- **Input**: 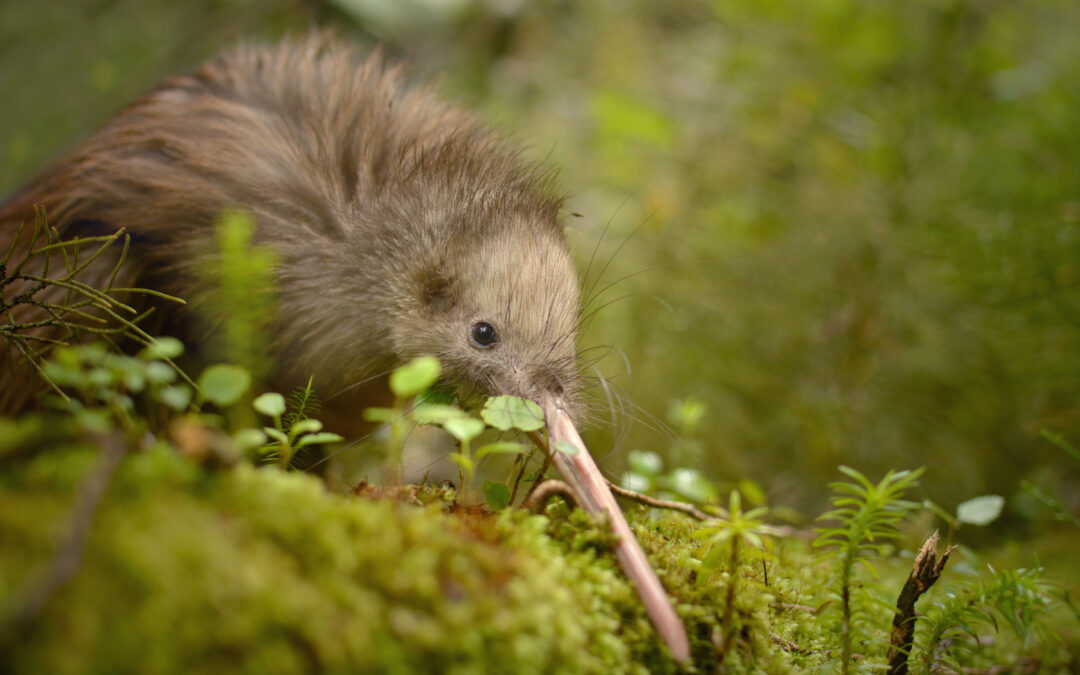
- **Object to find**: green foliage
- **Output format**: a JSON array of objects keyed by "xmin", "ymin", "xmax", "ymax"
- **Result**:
[
  {"xmin": 0, "ymin": 340, "xmax": 1074, "ymax": 671},
  {"xmin": 695, "ymin": 491, "xmax": 771, "ymax": 664},
  {"xmin": 200, "ymin": 211, "xmax": 278, "ymax": 389},
  {"xmin": 814, "ymin": 466, "xmax": 924, "ymax": 674},
  {"xmin": 1, "ymin": 210, "xmax": 184, "ymax": 397},
  {"xmin": 620, "ymin": 450, "xmax": 720, "ymax": 506},
  {"xmin": 388, "ymin": 355, "xmax": 441, "ymax": 397},
  {"xmin": 480, "ymin": 395, "xmax": 545, "ymax": 432},
  {"xmin": 253, "ymin": 392, "xmax": 343, "ymax": 469},
  {"xmin": 914, "ymin": 565, "xmax": 1060, "ymax": 672},
  {"xmin": 196, "ymin": 364, "xmax": 251, "ymax": 408},
  {"xmin": 36, "ymin": 340, "xmax": 191, "ymax": 437},
  {"xmin": 283, "ymin": 376, "xmax": 321, "ymax": 430}
]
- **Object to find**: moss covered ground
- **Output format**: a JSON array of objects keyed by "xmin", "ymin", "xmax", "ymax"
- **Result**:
[{"xmin": 1, "ymin": 438, "xmax": 1073, "ymax": 673}]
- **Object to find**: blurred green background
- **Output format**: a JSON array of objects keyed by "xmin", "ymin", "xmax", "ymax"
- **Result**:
[{"xmin": 3, "ymin": 0, "xmax": 1079, "ymax": 528}]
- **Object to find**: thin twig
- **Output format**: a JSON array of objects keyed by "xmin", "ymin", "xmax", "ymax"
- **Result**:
[{"xmin": 606, "ymin": 480, "xmax": 720, "ymax": 520}]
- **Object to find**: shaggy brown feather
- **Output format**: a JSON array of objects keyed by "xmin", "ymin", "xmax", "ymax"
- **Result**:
[{"xmin": 0, "ymin": 35, "xmax": 581, "ymax": 420}]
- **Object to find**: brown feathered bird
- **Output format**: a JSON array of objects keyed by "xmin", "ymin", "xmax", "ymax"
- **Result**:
[{"xmin": 0, "ymin": 36, "xmax": 689, "ymax": 661}]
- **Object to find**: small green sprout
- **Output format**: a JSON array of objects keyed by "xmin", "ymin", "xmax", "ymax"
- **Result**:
[{"xmin": 253, "ymin": 391, "xmax": 343, "ymax": 468}]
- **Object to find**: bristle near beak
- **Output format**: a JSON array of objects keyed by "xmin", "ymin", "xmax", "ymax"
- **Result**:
[{"xmin": 540, "ymin": 394, "xmax": 691, "ymax": 664}]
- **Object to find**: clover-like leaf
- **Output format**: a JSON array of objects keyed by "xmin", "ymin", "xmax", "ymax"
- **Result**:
[
  {"xmin": 253, "ymin": 392, "xmax": 286, "ymax": 418},
  {"xmin": 389, "ymin": 356, "xmax": 441, "ymax": 398},
  {"xmin": 233, "ymin": 428, "xmax": 269, "ymax": 452},
  {"xmin": 138, "ymin": 337, "xmax": 184, "ymax": 361},
  {"xmin": 289, "ymin": 419, "xmax": 323, "ymax": 436},
  {"xmin": 198, "ymin": 364, "xmax": 251, "ymax": 407},
  {"xmin": 295, "ymin": 432, "xmax": 344, "ymax": 448},
  {"xmin": 483, "ymin": 480, "xmax": 511, "ymax": 509},
  {"xmin": 443, "ymin": 417, "xmax": 485, "ymax": 443},
  {"xmin": 956, "ymin": 495, "xmax": 1005, "ymax": 526},
  {"xmin": 158, "ymin": 385, "xmax": 192, "ymax": 411},
  {"xmin": 412, "ymin": 404, "xmax": 468, "ymax": 426},
  {"xmin": 481, "ymin": 396, "xmax": 544, "ymax": 431}
]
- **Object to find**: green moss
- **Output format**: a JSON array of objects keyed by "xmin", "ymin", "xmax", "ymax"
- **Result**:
[
  {"xmin": 0, "ymin": 446, "xmax": 1072, "ymax": 672},
  {"xmin": 1, "ymin": 449, "xmax": 670, "ymax": 673}
]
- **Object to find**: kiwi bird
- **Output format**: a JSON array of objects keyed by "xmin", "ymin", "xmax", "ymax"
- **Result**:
[{"xmin": 0, "ymin": 36, "xmax": 690, "ymax": 661}]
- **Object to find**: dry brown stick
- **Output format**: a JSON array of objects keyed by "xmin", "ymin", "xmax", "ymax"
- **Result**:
[
  {"xmin": 1, "ymin": 434, "xmax": 127, "ymax": 633},
  {"xmin": 606, "ymin": 480, "xmax": 720, "ymax": 520},
  {"xmin": 887, "ymin": 531, "xmax": 955, "ymax": 675},
  {"xmin": 606, "ymin": 480, "xmax": 815, "ymax": 540}
]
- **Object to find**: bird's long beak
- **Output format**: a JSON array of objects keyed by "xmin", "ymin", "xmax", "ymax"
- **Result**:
[{"xmin": 540, "ymin": 394, "xmax": 691, "ymax": 663}]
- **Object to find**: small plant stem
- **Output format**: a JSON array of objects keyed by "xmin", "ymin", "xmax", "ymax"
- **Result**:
[
  {"xmin": 523, "ymin": 430, "xmax": 553, "ymax": 502},
  {"xmin": 384, "ymin": 398, "xmax": 407, "ymax": 485},
  {"xmin": 840, "ymin": 549, "xmax": 853, "ymax": 675},
  {"xmin": 717, "ymin": 535, "xmax": 741, "ymax": 666},
  {"xmin": 507, "ymin": 449, "xmax": 535, "ymax": 505},
  {"xmin": 459, "ymin": 439, "xmax": 472, "ymax": 506}
]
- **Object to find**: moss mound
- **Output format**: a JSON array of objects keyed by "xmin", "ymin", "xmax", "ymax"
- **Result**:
[{"xmin": 0, "ymin": 446, "xmax": 727, "ymax": 673}]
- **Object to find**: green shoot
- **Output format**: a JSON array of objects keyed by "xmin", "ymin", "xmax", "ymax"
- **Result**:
[
  {"xmin": 253, "ymin": 391, "xmax": 343, "ymax": 468},
  {"xmin": 364, "ymin": 356, "xmax": 442, "ymax": 484},
  {"xmin": 696, "ymin": 489, "xmax": 770, "ymax": 664},
  {"xmin": 814, "ymin": 466, "xmax": 924, "ymax": 674}
]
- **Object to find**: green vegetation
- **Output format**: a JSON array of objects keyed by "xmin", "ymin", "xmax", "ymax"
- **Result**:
[
  {"xmin": 1, "ymin": 344, "xmax": 1075, "ymax": 671},
  {"xmin": 3, "ymin": 0, "xmax": 1079, "ymax": 670}
]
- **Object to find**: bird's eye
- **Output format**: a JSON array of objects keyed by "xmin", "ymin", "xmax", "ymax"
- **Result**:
[{"xmin": 470, "ymin": 321, "xmax": 498, "ymax": 348}]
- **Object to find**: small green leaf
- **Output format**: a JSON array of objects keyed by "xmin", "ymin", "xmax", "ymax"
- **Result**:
[
  {"xmin": 289, "ymin": 418, "xmax": 323, "ymax": 436},
  {"xmin": 412, "ymin": 404, "xmax": 468, "ymax": 426},
  {"xmin": 120, "ymin": 369, "xmax": 146, "ymax": 392},
  {"xmin": 144, "ymin": 361, "xmax": 177, "ymax": 385},
  {"xmin": 158, "ymin": 385, "xmax": 192, "ymax": 411},
  {"xmin": 475, "ymin": 442, "xmax": 527, "ymax": 462},
  {"xmin": 628, "ymin": 450, "xmax": 663, "ymax": 477},
  {"xmin": 138, "ymin": 337, "xmax": 184, "ymax": 361},
  {"xmin": 389, "ymin": 356, "xmax": 441, "ymax": 397},
  {"xmin": 481, "ymin": 396, "xmax": 545, "ymax": 431},
  {"xmin": 198, "ymin": 364, "xmax": 251, "ymax": 407},
  {"xmin": 295, "ymin": 432, "xmax": 344, "ymax": 448},
  {"xmin": 263, "ymin": 427, "xmax": 288, "ymax": 445},
  {"xmin": 552, "ymin": 440, "xmax": 579, "ymax": 456},
  {"xmin": 443, "ymin": 417, "xmax": 485, "ymax": 443},
  {"xmin": 253, "ymin": 392, "xmax": 286, "ymax": 418},
  {"xmin": 233, "ymin": 428, "xmax": 268, "ymax": 452},
  {"xmin": 483, "ymin": 480, "xmax": 511, "ymax": 509},
  {"xmin": 956, "ymin": 495, "xmax": 1005, "ymax": 526}
]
